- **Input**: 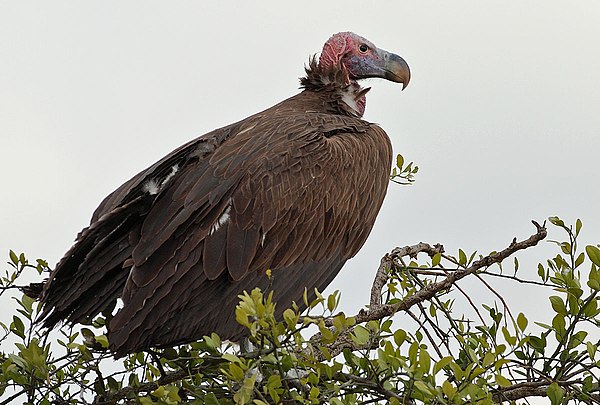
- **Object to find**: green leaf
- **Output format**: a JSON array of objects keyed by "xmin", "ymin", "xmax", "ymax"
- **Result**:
[
  {"xmin": 228, "ymin": 363, "xmax": 245, "ymax": 381},
  {"xmin": 327, "ymin": 291, "xmax": 338, "ymax": 312},
  {"xmin": 575, "ymin": 218, "xmax": 582, "ymax": 236},
  {"xmin": 528, "ymin": 336, "xmax": 546, "ymax": 353},
  {"xmin": 586, "ymin": 245, "xmax": 600, "ymax": 267},
  {"xmin": 549, "ymin": 296, "xmax": 567, "ymax": 315},
  {"xmin": 267, "ymin": 374, "xmax": 282, "ymax": 389},
  {"xmin": 482, "ymin": 352, "xmax": 495, "ymax": 367},
  {"xmin": 95, "ymin": 335, "xmax": 109, "ymax": 348},
  {"xmin": 458, "ymin": 249, "xmax": 467, "ymax": 266},
  {"xmin": 351, "ymin": 325, "xmax": 370, "ymax": 346},
  {"xmin": 408, "ymin": 341, "xmax": 419, "ymax": 364},
  {"xmin": 318, "ymin": 324, "xmax": 334, "ymax": 344},
  {"xmin": 396, "ymin": 154, "xmax": 404, "ymax": 169},
  {"xmin": 586, "ymin": 342, "xmax": 597, "ymax": 360},
  {"xmin": 432, "ymin": 253, "xmax": 441, "ymax": 267},
  {"xmin": 517, "ymin": 313, "xmax": 528, "ymax": 331},
  {"xmin": 568, "ymin": 330, "xmax": 588, "ymax": 349},
  {"xmin": 589, "ymin": 264, "xmax": 600, "ymax": 290},
  {"xmin": 575, "ymin": 252, "xmax": 585, "ymax": 268},
  {"xmin": 235, "ymin": 306, "xmax": 250, "ymax": 328},
  {"xmin": 11, "ymin": 316, "xmax": 25, "ymax": 339},
  {"xmin": 442, "ymin": 380, "xmax": 457, "ymax": 399},
  {"xmin": 502, "ymin": 326, "xmax": 516, "ymax": 346},
  {"xmin": 413, "ymin": 380, "xmax": 431, "ymax": 395},
  {"xmin": 538, "ymin": 263, "xmax": 547, "ymax": 281},
  {"xmin": 222, "ymin": 353, "xmax": 241, "ymax": 363},
  {"xmin": 549, "ymin": 216, "xmax": 565, "ymax": 227},
  {"xmin": 9, "ymin": 250, "xmax": 19, "ymax": 266},
  {"xmin": 283, "ymin": 308, "xmax": 297, "ymax": 329},
  {"xmin": 393, "ymin": 329, "xmax": 407, "ymax": 347},
  {"xmin": 495, "ymin": 374, "xmax": 511, "ymax": 387},
  {"xmin": 552, "ymin": 314, "xmax": 566, "ymax": 340},
  {"xmin": 449, "ymin": 362, "xmax": 464, "ymax": 380},
  {"xmin": 419, "ymin": 349, "xmax": 431, "ymax": 373},
  {"xmin": 547, "ymin": 382, "xmax": 564, "ymax": 405},
  {"xmin": 433, "ymin": 356, "xmax": 453, "ymax": 375},
  {"xmin": 494, "ymin": 358, "xmax": 510, "ymax": 371},
  {"xmin": 429, "ymin": 303, "xmax": 437, "ymax": 317}
]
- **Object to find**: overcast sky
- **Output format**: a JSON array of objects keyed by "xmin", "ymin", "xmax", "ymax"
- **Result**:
[{"xmin": 1, "ymin": 1, "xmax": 599, "ymax": 393}]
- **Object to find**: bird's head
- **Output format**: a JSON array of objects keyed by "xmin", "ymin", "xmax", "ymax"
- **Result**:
[{"xmin": 319, "ymin": 32, "xmax": 411, "ymax": 89}]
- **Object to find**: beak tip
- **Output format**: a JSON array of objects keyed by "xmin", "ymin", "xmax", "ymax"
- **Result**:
[{"xmin": 386, "ymin": 53, "xmax": 410, "ymax": 90}]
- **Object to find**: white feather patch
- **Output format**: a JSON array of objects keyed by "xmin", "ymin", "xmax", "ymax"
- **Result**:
[
  {"xmin": 142, "ymin": 164, "xmax": 180, "ymax": 195},
  {"xmin": 260, "ymin": 232, "xmax": 267, "ymax": 246},
  {"xmin": 236, "ymin": 124, "xmax": 256, "ymax": 137},
  {"xmin": 142, "ymin": 179, "xmax": 159, "ymax": 195},
  {"xmin": 163, "ymin": 164, "xmax": 180, "ymax": 184},
  {"xmin": 210, "ymin": 204, "xmax": 232, "ymax": 235},
  {"xmin": 340, "ymin": 89, "xmax": 360, "ymax": 116}
]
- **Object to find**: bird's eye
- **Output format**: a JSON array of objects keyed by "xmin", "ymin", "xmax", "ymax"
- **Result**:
[{"xmin": 359, "ymin": 44, "xmax": 369, "ymax": 53}]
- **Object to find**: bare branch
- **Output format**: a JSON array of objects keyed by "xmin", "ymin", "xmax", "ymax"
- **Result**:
[
  {"xmin": 370, "ymin": 243, "xmax": 444, "ymax": 306},
  {"xmin": 357, "ymin": 221, "xmax": 546, "ymax": 325}
]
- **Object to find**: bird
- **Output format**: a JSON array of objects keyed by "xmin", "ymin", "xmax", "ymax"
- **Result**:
[{"xmin": 38, "ymin": 32, "xmax": 410, "ymax": 357}]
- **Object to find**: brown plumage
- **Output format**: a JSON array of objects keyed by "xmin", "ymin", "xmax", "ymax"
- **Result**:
[{"xmin": 39, "ymin": 32, "xmax": 410, "ymax": 356}]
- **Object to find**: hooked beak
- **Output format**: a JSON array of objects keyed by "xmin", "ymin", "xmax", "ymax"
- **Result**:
[{"xmin": 379, "ymin": 50, "xmax": 411, "ymax": 90}]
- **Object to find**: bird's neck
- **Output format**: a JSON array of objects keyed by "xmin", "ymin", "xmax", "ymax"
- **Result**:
[
  {"xmin": 339, "ymin": 81, "xmax": 368, "ymax": 117},
  {"xmin": 299, "ymin": 57, "xmax": 370, "ymax": 118}
]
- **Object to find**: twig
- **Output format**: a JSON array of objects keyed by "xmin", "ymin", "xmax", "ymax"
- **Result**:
[
  {"xmin": 333, "ymin": 371, "xmax": 414, "ymax": 404},
  {"xmin": 406, "ymin": 309, "xmax": 443, "ymax": 359},
  {"xmin": 370, "ymin": 243, "xmax": 444, "ymax": 306},
  {"xmin": 474, "ymin": 273, "xmax": 516, "ymax": 325},
  {"xmin": 357, "ymin": 221, "xmax": 546, "ymax": 325},
  {"xmin": 453, "ymin": 281, "xmax": 487, "ymax": 327},
  {"xmin": 478, "ymin": 271, "xmax": 549, "ymax": 287}
]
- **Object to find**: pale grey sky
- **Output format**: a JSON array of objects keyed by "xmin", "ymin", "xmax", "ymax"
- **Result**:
[{"xmin": 1, "ymin": 2, "xmax": 599, "ymax": 395}]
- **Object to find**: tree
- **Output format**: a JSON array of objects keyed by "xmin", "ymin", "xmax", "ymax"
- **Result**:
[{"xmin": 1, "ymin": 157, "xmax": 599, "ymax": 404}]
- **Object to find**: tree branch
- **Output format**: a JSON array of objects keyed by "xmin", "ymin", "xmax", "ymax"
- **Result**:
[
  {"xmin": 357, "ymin": 221, "xmax": 546, "ymax": 324},
  {"xmin": 310, "ymin": 221, "xmax": 547, "ymax": 360},
  {"xmin": 492, "ymin": 380, "xmax": 600, "ymax": 403},
  {"xmin": 370, "ymin": 243, "xmax": 444, "ymax": 306}
]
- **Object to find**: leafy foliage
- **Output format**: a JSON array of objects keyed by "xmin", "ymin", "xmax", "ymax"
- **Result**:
[
  {"xmin": 390, "ymin": 154, "xmax": 419, "ymax": 186},
  {"xmin": 1, "ymin": 217, "xmax": 600, "ymax": 404}
]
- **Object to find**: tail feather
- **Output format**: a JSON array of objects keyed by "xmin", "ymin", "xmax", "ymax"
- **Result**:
[{"xmin": 39, "ymin": 195, "xmax": 151, "ymax": 328}]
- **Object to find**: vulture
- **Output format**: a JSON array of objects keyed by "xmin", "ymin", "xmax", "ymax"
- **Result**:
[{"xmin": 39, "ymin": 32, "xmax": 410, "ymax": 357}]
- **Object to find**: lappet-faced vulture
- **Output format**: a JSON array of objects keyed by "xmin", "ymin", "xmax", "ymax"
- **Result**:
[{"xmin": 39, "ymin": 32, "xmax": 410, "ymax": 356}]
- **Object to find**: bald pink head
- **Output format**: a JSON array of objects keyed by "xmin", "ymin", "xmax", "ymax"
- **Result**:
[
  {"xmin": 318, "ymin": 32, "xmax": 410, "ymax": 89},
  {"xmin": 319, "ymin": 32, "xmax": 372, "ymax": 70}
]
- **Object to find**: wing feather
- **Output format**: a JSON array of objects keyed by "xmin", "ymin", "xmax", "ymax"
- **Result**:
[{"xmin": 42, "ymin": 90, "xmax": 393, "ymax": 356}]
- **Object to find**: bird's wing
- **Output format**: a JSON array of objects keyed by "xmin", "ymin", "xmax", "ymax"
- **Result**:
[
  {"xmin": 107, "ymin": 113, "xmax": 392, "ymax": 354},
  {"xmin": 39, "ymin": 123, "xmax": 237, "ymax": 326}
]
